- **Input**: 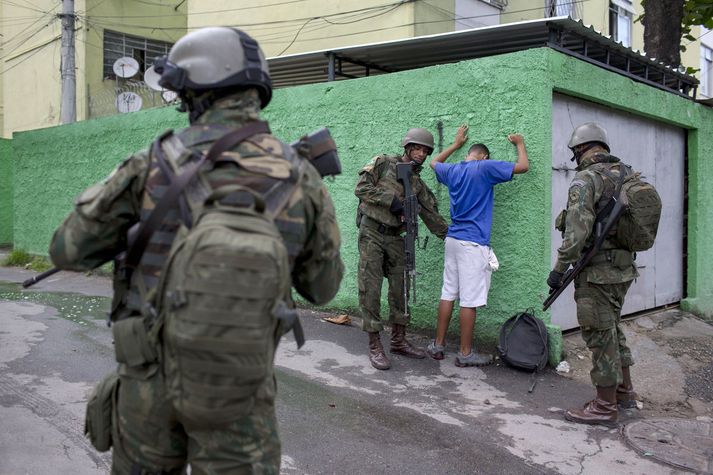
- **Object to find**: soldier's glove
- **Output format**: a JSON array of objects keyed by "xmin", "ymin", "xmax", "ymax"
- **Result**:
[
  {"xmin": 389, "ymin": 196, "xmax": 404, "ymax": 216},
  {"xmin": 547, "ymin": 270, "xmax": 564, "ymax": 290}
]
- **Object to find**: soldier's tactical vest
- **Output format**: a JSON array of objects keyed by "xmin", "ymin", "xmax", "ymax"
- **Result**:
[
  {"xmin": 358, "ymin": 155, "xmax": 423, "ymax": 228},
  {"xmin": 110, "ymin": 125, "xmax": 305, "ymax": 426}
]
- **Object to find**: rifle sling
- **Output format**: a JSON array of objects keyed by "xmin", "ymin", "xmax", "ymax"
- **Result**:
[{"xmin": 124, "ymin": 120, "xmax": 271, "ymax": 273}]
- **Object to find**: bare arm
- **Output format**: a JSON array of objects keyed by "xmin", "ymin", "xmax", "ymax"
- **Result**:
[
  {"xmin": 429, "ymin": 124, "xmax": 469, "ymax": 170},
  {"xmin": 508, "ymin": 134, "xmax": 529, "ymax": 174}
]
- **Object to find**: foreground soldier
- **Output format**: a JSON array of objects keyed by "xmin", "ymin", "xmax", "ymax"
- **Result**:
[
  {"xmin": 355, "ymin": 128, "xmax": 448, "ymax": 370},
  {"xmin": 50, "ymin": 27, "xmax": 343, "ymax": 473},
  {"xmin": 548, "ymin": 122, "xmax": 639, "ymax": 428}
]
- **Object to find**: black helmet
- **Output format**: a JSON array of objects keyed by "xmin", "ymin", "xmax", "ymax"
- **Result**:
[{"xmin": 154, "ymin": 27, "xmax": 272, "ymax": 108}]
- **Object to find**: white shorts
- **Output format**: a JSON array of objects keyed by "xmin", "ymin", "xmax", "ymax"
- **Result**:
[{"xmin": 440, "ymin": 237, "xmax": 495, "ymax": 308}]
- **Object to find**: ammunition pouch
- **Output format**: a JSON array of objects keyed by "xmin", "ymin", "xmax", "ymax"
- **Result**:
[
  {"xmin": 555, "ymin": 209, "xmax": 567, "ymax": 236},
  {"xmin": 112, "ymin": 316, "xmax": 159, "ymax": 367},
  {"xmin": 85, "ymin": 371, "xmax": 119, "ymax": 452},
  {"xmin": 589, "ymin": 249, "xmax": 634, "ymax": 270}
]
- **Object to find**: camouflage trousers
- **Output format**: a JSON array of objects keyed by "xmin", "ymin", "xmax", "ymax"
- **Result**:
[
  {"xmin": 574, "ymin": 272, "xmax": 634, "ymax": 388},
  {"xmin": 111, "ymin": 363, "xmax": 281, "ymax": 475},
  {"xmin": 357, "ymin": 222, "xmax": 408, "ymax": 333}
]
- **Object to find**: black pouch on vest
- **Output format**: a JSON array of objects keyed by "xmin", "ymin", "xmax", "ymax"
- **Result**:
[
  {"xmin": 85, "ymin": 371, "xmax": 119, "ymax": 452},
  {"xmin": 112, "ymin": 316, "xmax": 158, "ymax": 366}
]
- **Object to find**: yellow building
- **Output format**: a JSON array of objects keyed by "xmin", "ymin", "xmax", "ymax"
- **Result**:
[
  {"xmin": 1, "ymin": 0, "xmax": 707, "ymax": 137},
  {"xmin": 0, "ymin": 0, "xmax": 186, "ymax": 138}
]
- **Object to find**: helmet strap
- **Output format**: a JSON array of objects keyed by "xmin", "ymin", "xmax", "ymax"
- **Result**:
[{"xmin": 570, "ymin": 142, "xmax": 601, "ymax": 163}]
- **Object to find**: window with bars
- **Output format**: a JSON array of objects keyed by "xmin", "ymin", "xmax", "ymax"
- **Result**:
[{"xmin": 103, "ymin": 29, "xmax": 173, "ymax": 79}]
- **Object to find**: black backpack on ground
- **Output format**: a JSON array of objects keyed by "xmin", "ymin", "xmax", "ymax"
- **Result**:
[{"xmin": 497, "ymin": 310, "xmax": 549, "ymax": 372}]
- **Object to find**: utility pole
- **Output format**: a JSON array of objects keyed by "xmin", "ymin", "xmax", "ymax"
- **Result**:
[{"xmin": 59, "ymin": 0, "xmax": 76, "ymax": 123}]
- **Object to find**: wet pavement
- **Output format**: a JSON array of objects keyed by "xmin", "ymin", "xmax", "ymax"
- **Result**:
[{"xmin": 1, "ymin": 264, "xmax": 712, "ymax": 474}]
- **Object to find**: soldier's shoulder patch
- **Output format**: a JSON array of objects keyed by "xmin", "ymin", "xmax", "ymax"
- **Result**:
[
  {"xmin": 569, "ymin": 178, "xmax": 587, "ymax": 189},
  {"xmin": 359, "ymin": 155, "xmax": 382, "ymax": 174}
]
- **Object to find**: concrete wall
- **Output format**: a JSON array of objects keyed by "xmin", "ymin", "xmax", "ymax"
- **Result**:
[
  {"xmin": 0, "ymin": 138, "xmax": 11, "ymax": 244},
  {"xmin": 10, "ymin": 47, "xmax": 713, "ymax": 361}
]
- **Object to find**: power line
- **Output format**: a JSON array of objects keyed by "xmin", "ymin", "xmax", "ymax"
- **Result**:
[
  {"xmin": 255, "ymin": 2, "xmax": 408, "ymax": 43},
  {"xmin": 0, "ymin": 38, "xmax": 55, "ymax": 76},
  {"xmin": 78, "ymin": 0, "xmax": 411, "ymax": 30},
  {"xmin": 265, "ymin": 3, "xmax": 408, "ymax": 52},
  {"xmin": 259, "ymin": 0, "xmax": 588, "ymax": 46},
  {"xmin": 1, "ymin": 0, "xmax": 48, "ymax": 14},
  {"xmin": 81, "ymin": 0, "xmax": 308, "ymax": 19},
  {"xmin": 0, "ymin": 16, "xmax": 58, "ymax": 61}
]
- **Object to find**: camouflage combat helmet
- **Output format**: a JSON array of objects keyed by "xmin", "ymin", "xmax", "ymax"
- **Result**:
[
  {"xmin": 154, "ymin": 27, "xmax": 272, "ymax": 108},
  {"xmin": 402, "ymin": 128, "xmax": 435, "ymax": 152},
  {"xmin": 568, "ymin": 122, "xmax": 610, "ymax": 150}
]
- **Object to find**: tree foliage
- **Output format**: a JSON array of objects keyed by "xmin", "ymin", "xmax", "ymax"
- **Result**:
[{"xmin": 681, "ymin": 0, "xmax": 713, "ymax": 47}]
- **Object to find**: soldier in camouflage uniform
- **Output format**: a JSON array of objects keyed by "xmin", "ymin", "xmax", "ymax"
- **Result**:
[
  {"xmin": 50, "ymin": 27, "xmax": 343, "ymax": 474},
  {"xmin": 355, "ymin": 128, "xmax": 448, "ymax": 370},
  {"xmin": 548, "ymin": 122, "xmax": 639, "ymax": 428}
]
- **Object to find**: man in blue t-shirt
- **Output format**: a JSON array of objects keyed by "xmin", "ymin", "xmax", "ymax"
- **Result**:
[{"xmin": 427, "ymin": 125, "xmax": 530, "ymax": 367}]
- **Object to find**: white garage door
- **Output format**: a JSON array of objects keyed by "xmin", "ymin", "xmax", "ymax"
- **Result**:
[{"xmin": 551, "ymin": 94, "xmax": 685, "ymax": 331}]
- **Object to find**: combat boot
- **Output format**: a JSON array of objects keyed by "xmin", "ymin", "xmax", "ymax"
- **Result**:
[
  {"xmin": 616, "ymin": 366, "xmax": 639, "ymax": 409},
  {"xmin": 390, "ymin": 324, "xmax": 426, "ymax": 359},
  {"xmin": 368, "ymin": 332, "xmax": 391, "ymax": 370},
  {"xmin": 564, "ymin": 385, "xmax": 618, "ymax": 428}
]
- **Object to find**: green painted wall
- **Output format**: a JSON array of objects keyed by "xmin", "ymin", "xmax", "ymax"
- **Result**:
[
  {"xmin": 0, "ymin": 138, "xmax": 11, "ymax": 244},
  {"xmin": 12, "ymin": 108, "xmax": 187, "ymax": 256},
  {"xmin": 10, "ymin": 47, "xmax": 713, "ymax": 362}
]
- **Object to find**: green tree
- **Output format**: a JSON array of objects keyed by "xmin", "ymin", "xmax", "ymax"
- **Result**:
[{"xmin": 641, "ymin": 0, "xmax": 713, "ymax": 67}]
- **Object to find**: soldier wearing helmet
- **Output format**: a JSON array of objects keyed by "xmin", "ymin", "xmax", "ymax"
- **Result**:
[
  {"xmin": 49, "ymin": 27, "xmax": 343, "ymax": 473},
  {"xmin": 354, "ymin": 127, "xmax": 448, "ymax": 370},
  {"xmin": 549, "ymin": 122, "xmax": 640, "ymax": 428}
]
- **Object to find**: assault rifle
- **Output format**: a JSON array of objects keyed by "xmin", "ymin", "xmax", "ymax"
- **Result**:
[
  {"xmin": 23, "ymin": 127, "xmax": 341, "ymax": 289},
  {"xmin": 396, "ymin": 162, "xmax": 419, "ymax": 317},
  {"xmin": 542, "ymin": 184, "xmax": 627, "ymax": 311}
]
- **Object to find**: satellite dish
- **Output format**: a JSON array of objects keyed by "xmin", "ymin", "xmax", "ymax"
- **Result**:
[
  {"xmin": 144, "ymin": 65, "xmax": 163, "ymax": 91},
  {"xmin": 161, "ymin": 90, "xmax": 178, "ymax": 103},
  {"xmin": 116, "ymin": 92, "xmax": 142, "ymax": 113},
  {"xmin": 113, "ymin": 57, "xmax": 140, "ymax": 78}
]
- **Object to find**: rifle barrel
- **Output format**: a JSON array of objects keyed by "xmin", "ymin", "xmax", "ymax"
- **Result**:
[{"xmin": 22, "ymin": 267, "xmax": 61, "ymax": 288}]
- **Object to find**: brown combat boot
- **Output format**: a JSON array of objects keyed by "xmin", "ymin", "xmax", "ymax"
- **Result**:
[
  {"xmin": 564, "ymin": 386, "xmax": 618, "ymax": 428},
  {"xmin": 616, "ymin": 366, "xmax": 639, "ymax": 409},
  {"xmin": 390, "ymin": 324, "xmax": 426, "ymax": 359},
  {"xmin": 368, "ymin": 332, "xmax": 391, "ymax": 370}
]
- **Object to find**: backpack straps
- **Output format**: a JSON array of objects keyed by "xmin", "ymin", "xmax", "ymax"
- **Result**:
[
  {"xmin": 124, "ymin": 120, "xmax": 271, "ymax": 274},
  {"xmin": 593, "ymin": 164, "xmax": 630, "ymax": 237}
]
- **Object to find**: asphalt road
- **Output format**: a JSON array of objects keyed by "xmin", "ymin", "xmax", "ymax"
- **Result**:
[{"xmin": 0, "ymin": 267, "xmax": 682, "ymax": 475}]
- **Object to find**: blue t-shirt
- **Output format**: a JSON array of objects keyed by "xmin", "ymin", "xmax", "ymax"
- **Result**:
[{"xmin": 434, "ymin": 160, "xmax": 515, "ymax": 245}]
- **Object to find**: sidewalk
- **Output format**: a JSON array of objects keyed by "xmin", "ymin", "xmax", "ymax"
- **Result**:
[{"xmin": 1, "ymin": 263, "xmax": 712, "ymax": 474}]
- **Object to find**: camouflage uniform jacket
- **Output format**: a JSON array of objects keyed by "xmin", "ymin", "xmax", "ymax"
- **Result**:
[
  {"xmin": 355, "ymin": 154, "xmax": 448, "ymax": 238},
  {"xmin": 49, "ymin": 92, "xmax": 344, "ymax": 313},
  {"xmin": 554, "ymin": 146, "xmax": 638, "ymax": 284}
]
